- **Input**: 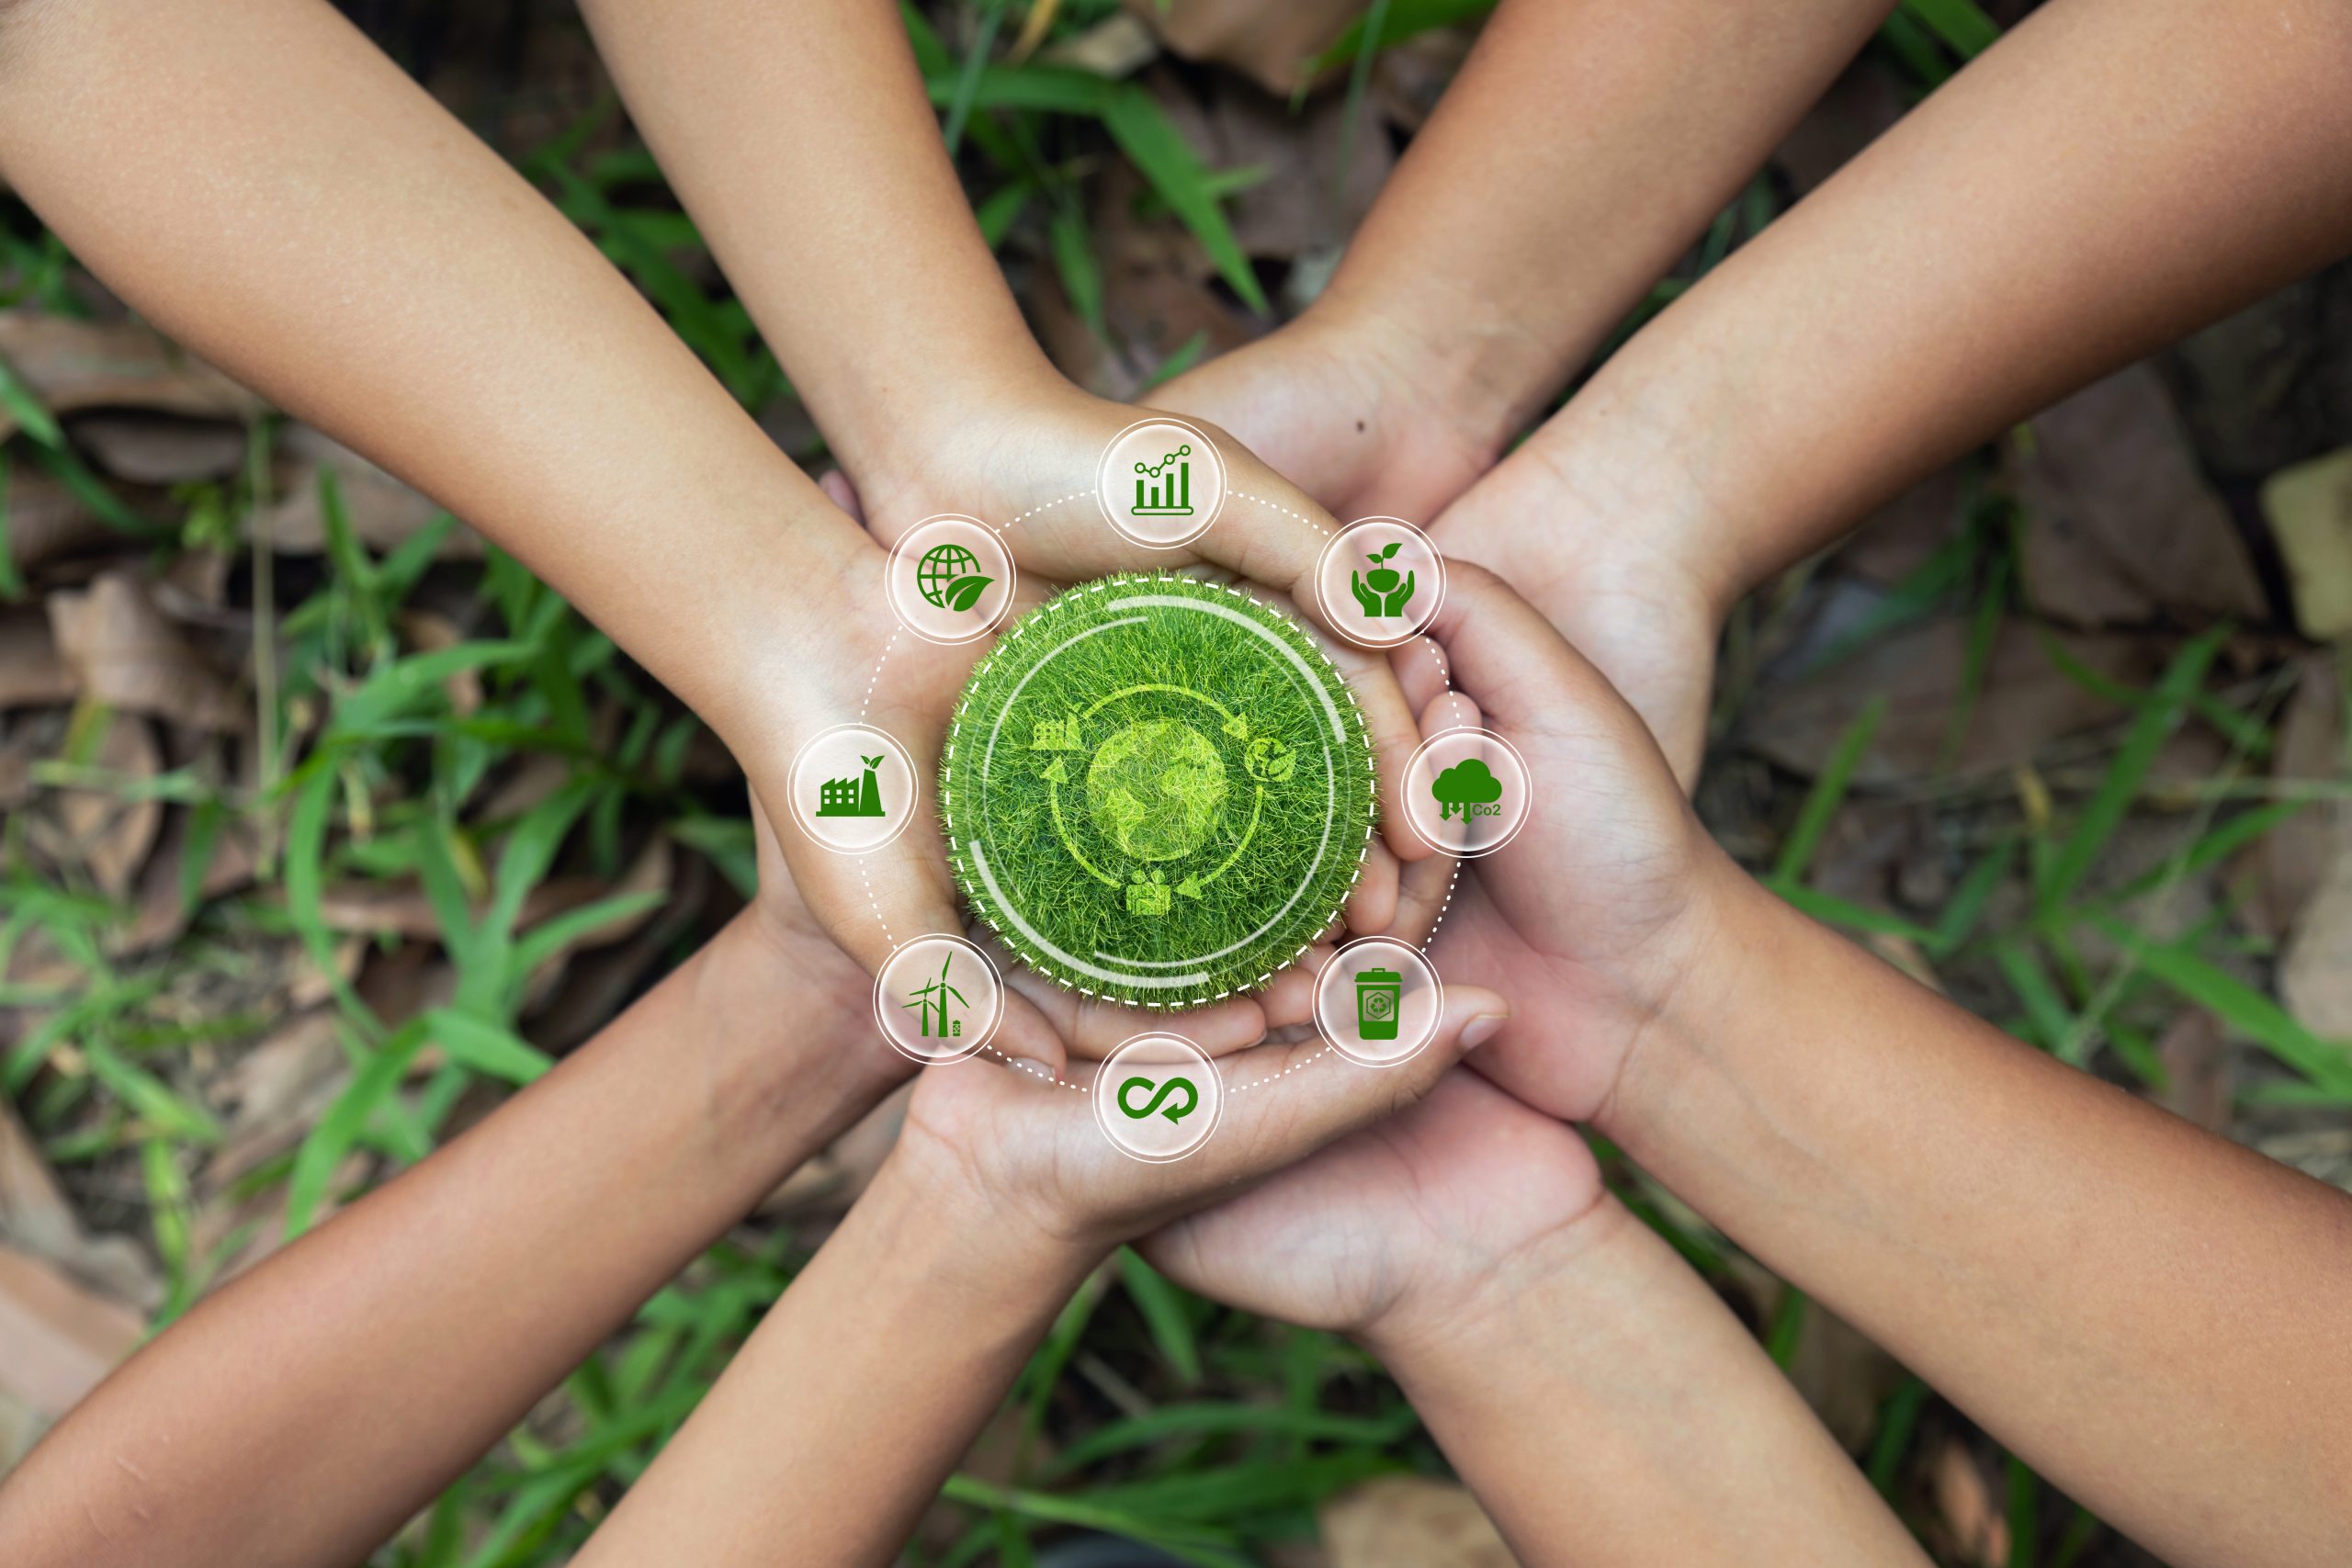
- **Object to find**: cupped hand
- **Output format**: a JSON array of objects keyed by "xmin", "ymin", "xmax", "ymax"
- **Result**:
[
  {"xmin": 884, "ymin": 984, "xmax": 1509, "ymax": 1258},
  {"xmin": 1392, "ymin": 562, "xmax": 1731, "ymax": 1125},
  {"xmin": 1140, "ymin": 1070, "xmax": 1601, "ymax": 1342}
]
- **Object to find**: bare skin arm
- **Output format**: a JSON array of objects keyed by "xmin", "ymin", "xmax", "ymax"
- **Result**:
[
  {"xmin": 1402, "ymin": 567, "xmax": 2352, "ymax": 1567},
  {"xmin": 1165, "ymin": 0, "xmax": 1900, "ymax": 522},
  {"xmin": 1429, "ymin": 0, "xmax": 2352, "ymax": 776},
  {"xmin": 0, "ymin": 896, "xmax": 898, "ymax": 1568}
]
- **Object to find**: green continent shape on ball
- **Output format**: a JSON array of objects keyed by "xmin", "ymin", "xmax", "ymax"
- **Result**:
[{"xmin": 942, "ymin": 574, "xmax": 1375, "ymax": 1010}]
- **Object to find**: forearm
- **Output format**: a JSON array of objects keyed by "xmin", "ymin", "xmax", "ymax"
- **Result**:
[
  {"xmin": 1374, "ymin": 1194, "xmax": 1925, "ymax": 1565},
  {"xmin": 0, "ymin": 914, "xmax": 906, "ymax": 1568},
  {"xmin": 0, "ymin": 0, "xmax": 854, "ymax": 756},
  {"xmin": 1556, "ymin": 0, "xmax": 2352, "ymax": 610},
  {"xmin": 579, "ymin": 0, "xmax": 1057, "ymax": 479},
  {"xmin": 1306, "ymin": 0, "xmax": 1895, "ymax": 452},
  {"xmin": 576, "ymin": 1155, "xmax": 1091, "ymax": 1566},
  {"xmin": 1606, "ymin": 859, "xmax": 2352, "ymax": 1566}
]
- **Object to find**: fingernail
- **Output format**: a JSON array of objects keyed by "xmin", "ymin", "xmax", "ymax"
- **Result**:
[
  {"xmin": 1008, "ymin": 1054, "xmax": 1061, "ymax": 1085},
  {"xmin": 1461, "ymin": 1011, "xmax": 1506, "ymax": 1050}
]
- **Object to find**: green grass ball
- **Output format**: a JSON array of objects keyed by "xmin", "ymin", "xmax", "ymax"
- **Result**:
[{"xmin": 942, "ymin": 573, "xmax": 1376, "ymax": 1010}]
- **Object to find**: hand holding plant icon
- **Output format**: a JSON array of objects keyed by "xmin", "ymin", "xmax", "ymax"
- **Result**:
[{"xmin": 1351, "ymin": 541, "xmax": 1417, "ymax": 618}]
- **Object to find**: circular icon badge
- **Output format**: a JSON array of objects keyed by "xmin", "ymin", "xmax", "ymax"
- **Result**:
[
  {"xmin": 873, "ymin": 935, "xmax": 1002, "ymax": 1064},
  {"xmin": 1093, "ymin": 1033, "xmax": 1222, "ymax": 1163},
  {"xmin": 1313, "ymin": 937, "xmax": 1444, "ymax": 1067},
  {"xmin": 1096, "ymin": 418, "xmax": 1227, "ymax": 549},
  {"xmin": 1314, "ymin": 517, "xmax": 1446, "ymax": 649},
  {"xmin": 886, "ymin": 514, "xmax": 1017, "ymax": 645},
  {"xmin": 1400, "ymin": 727, "xmax": 1532, "ymax": 858},
  {"xmin": 787, "ymin": 722, "xmax": 919, "ymax": 852}
]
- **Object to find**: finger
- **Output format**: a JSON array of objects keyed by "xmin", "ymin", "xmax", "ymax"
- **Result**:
[
  {"xmin": 1391, "ymin": 852, "xmax": 1464, "ymax": 950},
  {"xmin": 1344, "ymin": 840, "xmax": 1399, "ymax": 935},
  {"xmin": 1391, "ymin": 634, "xmax": 1450, "ymax": 715},
  {"xmin": 1317, "ymin": 630, "xmax": 1437, "ymax": 865},
  {"xmin": 1199, "ymin": 984, "xmax": 1510, "ymax": 1185},
  {"xmin": 1426, "ymin": 561, "xmax": 1623, "ymax": 738},
  {"xmin": 1255, "ymin": 942, "xmax": 1326, "ymax": 1031},
  {"xmin": 996, "ymin": 949, "xmax": 1269, "ymax": 1059}
]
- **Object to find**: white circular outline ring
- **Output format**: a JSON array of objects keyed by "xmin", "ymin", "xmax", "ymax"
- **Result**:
[
  {"xmin": 1312, "ymin": 935, "xmax": 1447, "ymax": 1068},
  {"xmin": 786, "ymin": 720, "xmax": 919, "ymax": 853},
  {"xmin": 884, "ymin": 513, "xmax": 1020, "ymax": 646},
  {"xmin": 871, "ymin": 933, "xmax": 1002, "ymax": 1065},
  {"xmin": 1094, "ymin": 416, "xmax": 1227, "ymax": 550},
  {"xmin": 1091, "ymin": 1032, "xmax": 1223, "ymax": 1163},
  {"xmin": 1313, "ymin": 515, "xmax": 1449, "ymax": 650},
  {"xmin": 1399, "ymin": 727, "xmax": 1534, "ymax": 859}
]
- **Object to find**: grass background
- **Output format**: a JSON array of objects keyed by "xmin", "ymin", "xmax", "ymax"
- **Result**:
[{"xmin": 3, "ymin": 2, "xmax": 2349, "ymax": 1565}]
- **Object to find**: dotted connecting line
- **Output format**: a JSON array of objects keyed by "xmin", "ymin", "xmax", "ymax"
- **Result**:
[
  {"xmin": 856, "ymin": 857, "xmax": 896, "ymax": 950},
  {"xmin": 1420, "ymin": 859, "xmax": 1462, "ymax": 953},
  {"xmin": 857, "ymin": 628, "xmax": 899, "ymax": 722},
  {"xmin": 1004, "ymin": 491, "xmax": 1088, "ymax": 530},
  {"xmin": 1421, "ymin": 633, "xmax": 1451, "ymax": 693},
  {"xmin": 1232, "ymin": 490, "xmax": 1331, "ymax": 537},
  {"xmin": 1228, "ymin": 1043, "xmax": 1332, "ymax": 1093},
  {"xmin": 984, "ymin": 1044, "xmax": 1089, "ymax": 1090}
]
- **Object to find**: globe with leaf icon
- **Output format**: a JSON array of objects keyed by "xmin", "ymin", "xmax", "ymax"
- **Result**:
[{"xmin": 917, "ymin": 543, "xmax": 993, "ymax": 613}]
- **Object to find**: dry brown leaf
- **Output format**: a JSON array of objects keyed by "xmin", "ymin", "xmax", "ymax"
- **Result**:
[
  {"xmin": 2280, "ymin": 842, "xmax": 2352, "ymax": 1040},
  {"xmin": 1319, "ymin": 1476, "xmax": 1511, "ymax": 1568},
  {"xmin": 117, "ymin": 804, "xmax": 262, "ymax": 957},
  {"xmin": 68, "ymin": 411, "xmax": 246, "ymax": 485},
  {"xmin": 0, "ymin": 606, "xmax": 76, "ymax": 709},
  {"xmin": 0, "ymin": 1241, "xmax": 147, "ymax": 1419},
  {"xmin": 2252, "ymin": 651, "xmax": 2346, "ymax": 936},
  {"xmin": 0, "ymin": 468, "xmax": 119, "ymax": 573},
  {"xmin": 1041, "ymin": 11, "xmax": 1158, "ymax": 75},
  {"xmin": 0, "ymin": 1099, "xmax": 161, "ymax": 1313},
  {"xmin": 1840, "ymin": 466, "xmax": 1968, "ymax": 585},
  {"xmin": 1743, "ymin": 616, "xmax": 2171, "ymax": 784},
  {"xmin": 53, "ymin": 711, "xmax": 163, "ymax": 898},
  {"xmin": 2262, "ymin": 445, "xmax": 2352, "ymax": 640},
  {"xmin": 47, "ymin": 569, "xmax": 245, "ymax": 731},
  {"xmin": 206, "ymin": 1010, "xmax": 350, "ymax": 1191},
  {"xmin": 1208, "ymin": 84, "xmax": 1395, "ymax": 265},
  {"xmin": 0, "ymin": 311, "xmax": 258, "ymax": 440},
  {"xmin": 256, "ymin": 425, "xmax": 480, "ymax": 558},
  {"xmin": 2154, "ymin": 1008, "xmax": 2232, "ymax": 1132},
  {"xmin": 760, "ymin": 1078, "xmax": 912, "ymax": 1220},
  {"xmin": 1368, "ymin": 28, "xmax": 1474, "ymax": 132},
  {"xmin": 2014, "ymin": 366, "xmax": 2267, "ymax": 627},
  {"xmin": 1121, "ymin": 0, "xmax": 1363, "ymax": 96}
]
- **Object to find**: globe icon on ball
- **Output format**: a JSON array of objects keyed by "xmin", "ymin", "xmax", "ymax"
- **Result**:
[{"xmin": 916, "ymin": 542, "xmax": 989, "ymax": 612}]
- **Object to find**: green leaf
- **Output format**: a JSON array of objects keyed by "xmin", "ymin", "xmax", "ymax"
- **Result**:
[
  {"xmin": 1048, "ymin": 205, "xmax": 1104, "ymax": 340},
  {"xmin": 84, "ymin": 1039, "xmax": 222, "ymax": 1143},
  {"xmin": 1777, "ymin": 883, "xmax": 1939, "ymax": 946},
  {"xmin": 1304, "ymin": 0, "xmax": 1498, "ymax": 74},
  {"xmin": 1101, "ymin": 86, "xmax": 1269, "ymax": 314},
  {"xmin": 1117, "ymin": 1247, "xmax": 1203, "ymax": 1386},
  {"xmin": 327, "ymin": 640, "xmax": 535, "ymax": 739},
  {"xmin": 0, "ymin": 349, "xmax": 64, "ymax": 447},
  {"xmin": 1772, "ymin": 695, "xmax": 1885, "ymax": 886},
  {"xmin": 423, "ymin": 1008, "xmax": 552, "ymax": 1087},
  {"xmin": 2092, "ymin": 916, "xmax": 2352, "ymax": 1094},
  {"xmin": 945, "ymin": 572, "xmax": 996, "ymax": 613},
  {"xmin": 286, "ymin": 1019, "xmax": 429, "ymax": 1236},
  {"xmin": 2039, "ymin": 625, "xmax": 2228, "ymax": 917}
]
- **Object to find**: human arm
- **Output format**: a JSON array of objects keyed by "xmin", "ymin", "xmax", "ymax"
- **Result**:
[
  {"xmin": 569, "ymin": 987, "xmax": 1508, "ymax": 1567},
  {"xmin": 1430, "ymin": 0, "xmax": 2352, "ymax": 777},
  {"xmin": 0, "ymin": 884, "xmax": 896, "ymax": 1568},
  {"xmin": 1160, "ymin": 0, "xmax": 1900, "ymax": 523},
  {"xmin": 1409, "ymin": 566, "xmax": 2352, "ymax": 1567},
  {"xmin": 1144, "ymin": 1072, "xmax": 1929, "ymax": 1565}
]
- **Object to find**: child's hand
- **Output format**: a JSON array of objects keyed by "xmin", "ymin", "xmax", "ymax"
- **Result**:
[
  {"xmin": 883, "ymin": 985, "xmax": 1508, "ymax": 1262},
  {"xmin": 1391, "ymin": 562, "xmax": 1733, "ymax": 1125},
  {"xmin": 1141, "ymin": 1070, "xmax": 1600, "ymax": 1343}
]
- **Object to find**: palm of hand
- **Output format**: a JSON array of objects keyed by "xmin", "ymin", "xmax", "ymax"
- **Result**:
[{"xmin": 1142, "ymin": 1072, "xmax": 1601, "ymax": 1337}]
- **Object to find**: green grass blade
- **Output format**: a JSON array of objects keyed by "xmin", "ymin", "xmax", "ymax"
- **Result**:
[
  {"xmin": 2039, "ymin": 625, "xmax": 2229, "ymax": 917},
  {"xmin": 1101, "ymin": 86, "xmax": 1269, "ymax": 313},
  {"xmin": 285, "ymin": 1019, "xmax": 429, "ymax": 1236},
  {"xmin": 2092, "ymin": 915, "xmax": 2352, "ymax": 1093},
  {"xmin": 1117, "ymin": 1246, "xmax": 1203, "ymax": 1386},
  {"xmin": 1772, "ymin": 695, "xmax": 1886, "ymax": 885},
  {"xmin": 1902, "ymin": 0, "xmax": 1999, "ymax": 57},
  {"xmin": 423, "ymin": 1008, "xmax": 552, "ymax": 1087},
  {"xmin": 1777, "ymin": 883, "xmax": 1939, "ymax": 946}
]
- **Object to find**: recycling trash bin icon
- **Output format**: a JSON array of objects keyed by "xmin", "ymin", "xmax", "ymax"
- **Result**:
[{"xmin": 1354, "ymin": 967, "xmax": 1403, "ymax": 1041}]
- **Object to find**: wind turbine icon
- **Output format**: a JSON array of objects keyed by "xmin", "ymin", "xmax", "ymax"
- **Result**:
[{"xmin": 904, "ymin": 952, "xmax": 967, "ymax": 1038}]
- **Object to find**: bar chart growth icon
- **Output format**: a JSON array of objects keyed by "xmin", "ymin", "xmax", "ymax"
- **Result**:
[{"xmin": 1133, "ymin": 446, "xmax": 1193, "ymax": 515}]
